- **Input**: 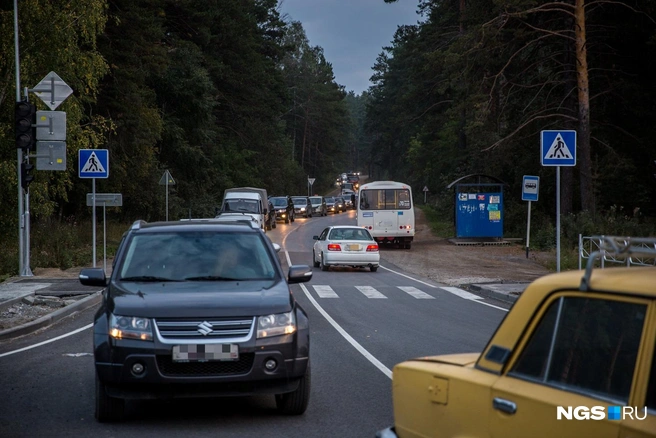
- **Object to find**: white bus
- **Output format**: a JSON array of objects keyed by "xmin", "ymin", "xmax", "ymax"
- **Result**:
[{"xmin": 357, "ymin": 181, "xmax": 415, "ymax": 249}]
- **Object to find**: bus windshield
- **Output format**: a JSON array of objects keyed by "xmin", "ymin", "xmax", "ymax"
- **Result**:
[{"xmin": 359, "ymin": 189, "xmax": 411, "ymax": 210}]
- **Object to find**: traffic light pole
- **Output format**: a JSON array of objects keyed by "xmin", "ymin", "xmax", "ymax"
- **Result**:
[{"xmin": 14, "ymin": 0, "xmax": 25, "ymax": 275}]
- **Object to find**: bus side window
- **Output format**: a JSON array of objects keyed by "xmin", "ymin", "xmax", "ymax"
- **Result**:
[{"xmin": 360, "ymin": 194, "xmax": 369, "ymax": 209}]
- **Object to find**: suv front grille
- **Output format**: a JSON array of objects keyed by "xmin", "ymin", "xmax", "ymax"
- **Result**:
[
  {"xmin": 155, "ymin": 317, "xmax": 254, "ymax": 340},
  {"xmin": 156, "ymin": 353, "xmax": 255, "ymax": 376}
]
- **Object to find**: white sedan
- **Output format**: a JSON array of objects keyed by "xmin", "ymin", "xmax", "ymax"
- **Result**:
[{"xmin": 312, "ymin": 226, "xmax": 379, "ymax": 272}]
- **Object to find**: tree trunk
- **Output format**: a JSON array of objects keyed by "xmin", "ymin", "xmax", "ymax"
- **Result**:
[
  {"xmin": 301, "ymin": 108, "xmax": 309, "ymax": 168},
  {"xmin": 575, "ymin": 0, "xmax": 594, "ymax": 213}
]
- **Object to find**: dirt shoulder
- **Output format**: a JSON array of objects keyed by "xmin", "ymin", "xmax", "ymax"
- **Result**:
[{"xmin": 379, "ymin": 207, "xmax": 551, "ymax": 286}]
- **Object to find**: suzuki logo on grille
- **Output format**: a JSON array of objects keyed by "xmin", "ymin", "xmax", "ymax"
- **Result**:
[{"xmin": 197, "ymin": 321, "xmax": 213, "ymax": 336}]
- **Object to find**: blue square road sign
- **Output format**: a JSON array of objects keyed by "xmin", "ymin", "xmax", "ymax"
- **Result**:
[
  {"xmin": 79, "ymin": 149, "xmax": 109, "ymax": 179},
  {"xmin": 541, "ymin": 130, "xmax": 576, "ymax": 166},
  {"xmin": 522, "ymin": 175, "xmax": 540, "ymax": 201}
]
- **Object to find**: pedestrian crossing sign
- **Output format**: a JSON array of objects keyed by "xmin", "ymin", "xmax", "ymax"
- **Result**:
[
  {"xmin": 79, "ymin": 149, "xmax": 109, "ymax": 178},
  {"xmin": 541, "ymin": 130, "xmax": 576, "ymax": 166}
]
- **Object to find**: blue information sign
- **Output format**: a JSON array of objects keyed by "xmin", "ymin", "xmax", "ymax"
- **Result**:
[
  {"xmin": 541, "ymin": 130, "xmax": 576, "ymax": 166},
  {"xmin": 79, "ymin": 149, "xmax": 109, "ymax": 179},
  {"xmin": 522, "ymin": 175, "xmax": 540, "ymax": 201}
]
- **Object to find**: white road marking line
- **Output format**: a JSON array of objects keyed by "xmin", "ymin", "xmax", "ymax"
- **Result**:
[
  {"xmin": 441, "ymin": 287, "xmax": 509, "ymax": 312},
  {"xmin": 380, "ymin": 264, "xmax": 509, "ymax": 312},
  {"xmin": 0, "ymin": 324, "xmax": 92, "ymax": 359},
  {"xmin": 313, "ymin": 285, "xmax": 339, "ymax": 298},
  {"xmin": 355, "ymin": 286, "xmax": 387, "ymax": 299},
  {"xmin": 397, "ymin": 286, "xmax": 435, "ymax": 299},
  {"xmin": 441, "ymin": 286, "xmax": 482, "ymax": 300},
  {"xmin": 285, "ymin": 249, "xmax": 392, "ymax": 379},
  {"xmin": 299, "ymin": 283, "xmax": 392, "ymax": 379}
]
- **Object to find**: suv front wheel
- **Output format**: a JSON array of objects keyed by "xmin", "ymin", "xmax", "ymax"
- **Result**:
[
  {"xmin": 275, "ymin": 361, "xmax": 311, "ymax": 415},
  {"xmin": 96, "ymin": 375, "xmax": 124, "ymax": 422}
]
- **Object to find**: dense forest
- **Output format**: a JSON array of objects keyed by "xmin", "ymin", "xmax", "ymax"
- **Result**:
[
  {"xmin": 373, "ymin": 0, "xmax": 656, "ymax": 226},
  {"xmin": 1, "ymin": 0, "xmax": 655, "ymax": 271},
  {"xmin": 0, "ymin": 0, "xmax": 353, "ymax": 228}
]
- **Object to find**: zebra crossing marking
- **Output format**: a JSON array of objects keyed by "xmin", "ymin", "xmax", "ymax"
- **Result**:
[
  {"xmin": 441, "ymin": 287, "xmax": 482, "ymax": 300},
  {"xmin": 397, "ymin": 286, "xmax": 435, "ymax": 299},
  {"xmin": 355, "ymin": 286, "xmax": 387, "ymax": 299},
  {"xmin": 313, "ymin": 285, "xmax": 339, "ymax": 298}
]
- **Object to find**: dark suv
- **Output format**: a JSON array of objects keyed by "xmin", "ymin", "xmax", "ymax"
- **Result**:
[
  {"xmin": 269, "ymin": 196, "xmax": 295, "ymax": 224},
  {"xmin": 79, "ymin": 220, "xmax": 313, "ymax": 422}
]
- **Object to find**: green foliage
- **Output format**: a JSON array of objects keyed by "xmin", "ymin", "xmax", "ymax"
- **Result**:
[{"xmin": 417, "ymin": 204, "xmax": 455, "ymax": 238}]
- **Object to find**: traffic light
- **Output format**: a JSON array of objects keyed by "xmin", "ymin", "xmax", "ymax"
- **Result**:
[
  {"xmin": 15, "ymin": 100, "xmax": 36, "ymax": 151},
  {"xmin": 21, "ymin": 162, "xmax": 34, "ymax": 190}
]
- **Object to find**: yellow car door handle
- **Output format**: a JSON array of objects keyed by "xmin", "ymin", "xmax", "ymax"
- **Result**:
[{"xmin": 493, "ymin": 397, "xmax": 517, "ymax": 414}]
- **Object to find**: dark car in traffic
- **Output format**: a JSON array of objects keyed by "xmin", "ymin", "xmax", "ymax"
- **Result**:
[
  {"xmin": 79, "ymin": 219, "xmax": 313, "ymax": 422},
  {"xmin": 309, "ymin": 196, "xmax": 327, "ymax": 216},
  {"xmin": 291, "ymin": 196, "xmax": 313, "ymax": 218},
  {"xmin": 269, "ymin": 195, "xmax": 295, "ymax": 224},
  {"xmin": 334, "ymin": 196, "xmax": 347, "ymax": 213},
  {"xmin": 324, "ymin": 196, "xmax": 339, "ymax": 214}
]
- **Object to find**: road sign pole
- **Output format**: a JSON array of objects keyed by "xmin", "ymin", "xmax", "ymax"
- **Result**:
[
  {"xmin": 526, "ymin": 201, "xmax": 532, "ymax": 259},
  {"xmin": 556, "ymin": 166, "xmax": 561, "ymax": 272},
  {"xmin": 22, "ymin": 188, "xmax": 33, "ymax": 276},
  {"xmin": 14, "ymin": 0, "xmax": 25, "ymax": 275},
  {"xmin": 103, "ymin": 201, "xmax": 107, "ymax": 273},
  {"xmin": 92, "ymin": 178, "xmax": 96, "ymax": 267},
  {"xmin": 166, "ymin": 176, "xmax": 169, "ymax": 221}
]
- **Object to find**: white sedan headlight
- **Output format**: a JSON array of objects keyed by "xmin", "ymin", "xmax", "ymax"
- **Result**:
[
  {"xmin": 257, "ymin": 311, "xmax": 296, "ymax": 338},
  {"xmin": 109, "ymin": 314, "xmax": 153, "ymax": 341}
]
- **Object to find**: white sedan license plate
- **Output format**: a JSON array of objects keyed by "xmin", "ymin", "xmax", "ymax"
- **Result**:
[
  {"xmin": 172, "ymin": 344, "xmax": 239, "ymax": 362},
  {"xmin": 347, "ymin": 244, "xmax": 361, "ymax": 251}
]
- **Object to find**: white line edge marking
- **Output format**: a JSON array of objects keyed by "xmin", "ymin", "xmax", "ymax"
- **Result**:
[
  {"xmin": 284, "ymin": 249, "xmax": 392, "ymax": 379},
  {"xmin": 0, "ymin": 323, "xmax": 93, "ymax": 358}
]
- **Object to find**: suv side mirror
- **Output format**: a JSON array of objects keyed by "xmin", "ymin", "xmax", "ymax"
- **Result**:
[
  {"xmin": 79, "ymin": 268, "xmax": 108, "ymax": 287},
  {"xmin": 288, "ymin": 265, "xmax": 312, "ymax": 283}
]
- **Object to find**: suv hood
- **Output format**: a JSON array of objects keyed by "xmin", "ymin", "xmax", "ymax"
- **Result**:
[{"xmin": 108, "ymin": 280, "xmax": 292, "ymax": 318}]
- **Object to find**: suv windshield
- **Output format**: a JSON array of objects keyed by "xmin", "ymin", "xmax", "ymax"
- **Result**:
[
  {"xmin": 292, "ymin": 198, "xmax": 307, "ymax": 205},
  {"xmin": 309, "ymin": 197, "xmax": 322, "ymax": 205},
  {"xmin": 119, "ymin": 231, "xmax": 276, "ymax": 282},
  {"xmin": 325, "ymin": 197, "xmax": 335, "ymax": 203}
]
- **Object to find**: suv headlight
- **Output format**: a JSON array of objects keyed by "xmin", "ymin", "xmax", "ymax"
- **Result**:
[
  {"xmin": 109, "ymin": 314, "xmax": 153, "ymax": 341},
  {"xmin": 257, "ymin": 311, "xmax": 296, "ymax": 338}
]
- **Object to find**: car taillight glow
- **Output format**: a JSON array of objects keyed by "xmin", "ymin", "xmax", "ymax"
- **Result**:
[
  {"xmin": 366, "ymin": 244, "xmax": 379, "ymax": 252},
  {"xmin": 399, "ymin": 225, "xmax": 411, "ymax": 229},
  {"xmin": 327, "ymin": 243, "xmax": 342, "ymax": 251}
]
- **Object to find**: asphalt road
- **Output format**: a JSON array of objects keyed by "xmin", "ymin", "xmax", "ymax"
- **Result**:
[{"xmin": 0, "ymin": 211, "xmax": 508, "ymax": 437}]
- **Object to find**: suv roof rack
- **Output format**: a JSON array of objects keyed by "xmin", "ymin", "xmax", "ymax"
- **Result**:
[
  {"xmin": 580, "ymin": 235, "xmax": 656, "ymax": 291},
  {"xmin": 131, "ymin": 220, "xmax": 147, "ymax": 230},
  {"xmin": 210, "ymin": 217, "xmax": 260, "ymax": 229}
]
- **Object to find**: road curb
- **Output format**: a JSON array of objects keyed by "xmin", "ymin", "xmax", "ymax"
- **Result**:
[
  {"xmin": 0, "ymin": 291, "xmax": 102, "ymax": 341},
  {"xmin": 468, "ymin": 284, "xmax": 523, "ymax": 304}
]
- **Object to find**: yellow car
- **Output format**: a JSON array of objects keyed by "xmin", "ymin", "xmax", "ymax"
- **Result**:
[{"xmin": 378, "ymin": 236, "xmax": 656, "ymax": 438}]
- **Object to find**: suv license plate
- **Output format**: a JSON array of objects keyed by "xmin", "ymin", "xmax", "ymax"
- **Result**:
[{"xmin": 172, "ymin": 344, "xmax": 239, "ymax": 362}]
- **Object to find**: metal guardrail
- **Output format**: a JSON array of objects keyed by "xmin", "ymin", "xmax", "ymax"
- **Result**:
[
  {"xmin": 579, "ymin": 235, "xmax": 656, "ymax": 291},
  {"xmin": 578, "ymin": 235, "xmax": 656, "ymax": 270}
]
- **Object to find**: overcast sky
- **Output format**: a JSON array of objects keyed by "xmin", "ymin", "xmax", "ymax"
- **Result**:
[{"xmin": 278, "ymin": 0, "xmax": 421, "ymax": 95}]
